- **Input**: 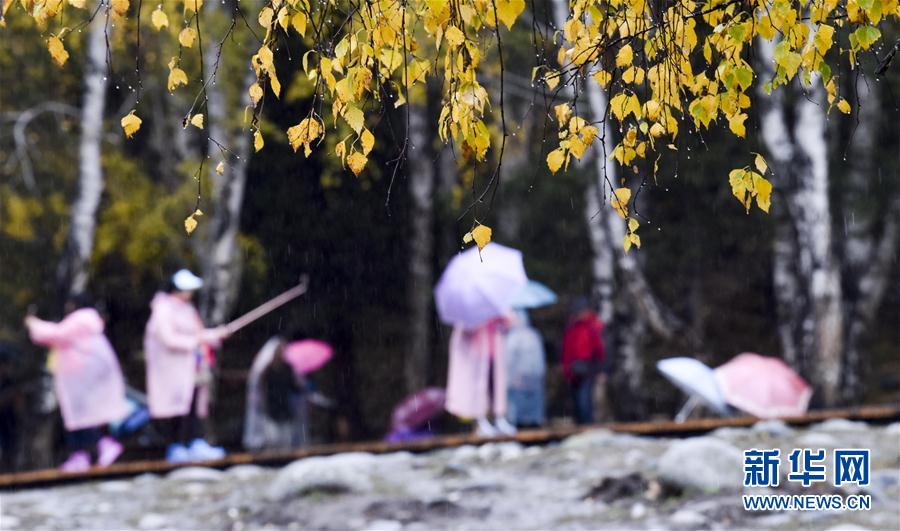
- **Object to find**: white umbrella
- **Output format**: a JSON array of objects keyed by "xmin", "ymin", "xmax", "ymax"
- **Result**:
[
  {"xmin": 434, "ymin": 243, "xmax": 528, "ymax": 329},
  {"xmin": 657, "ymin": 357, "xmax": 730, "ymax": 421}
]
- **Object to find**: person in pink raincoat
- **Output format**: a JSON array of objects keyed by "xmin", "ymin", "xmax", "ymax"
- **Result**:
[
  {"xmin": 24, "ymin": 294, "xmax": 129, "ymax": 472},
  {"xmin": 144, "ymin": 269, "xmax": 230, "ymax": 463},
  {"xmin": 445, "ymin": 317, "xmax": 517, "ymax": 436}
]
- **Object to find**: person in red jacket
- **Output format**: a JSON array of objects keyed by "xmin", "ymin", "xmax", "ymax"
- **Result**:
[{"xmin": 561, "ymin": 297, "xmax": 606, "ymax": 424}]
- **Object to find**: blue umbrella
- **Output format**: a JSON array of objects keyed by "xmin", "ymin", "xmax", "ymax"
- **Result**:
[{"xmin": 510, "ymin": 280, "xmax": 557, "ymax": 309}]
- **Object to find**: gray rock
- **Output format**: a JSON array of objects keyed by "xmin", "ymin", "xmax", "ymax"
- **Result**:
[
  {"xmin": 656, "ymin": 437, "xmax": 742, "ymax": 492},
  {"xmin": 226, "ymin": 464, "xmax": 266, "ymax": 480},
  {"xmin": 562, "ymin": 429, "xmax": 618, "ymax": 449},
  {"xmin": 451, "ymin": 445, "xmax": 478, "ymax": 461},
  {"xmin": 814, "ymin": 419, "xmax": 869, "ymax": 432},
  {"xmin": 0, "ymin": 515, "xmax": 21, "ymax": 529},
  {"xmin": 167, "ymin": 466, "xmax": 224, "ymax": 482},
  {"xmin": 137, "ymin": 513, "xmax": 168, "ymax": 530},
  {"xmin": 670, "ymin": 509, "xmax": 705, "ymax": 527},
  {"xmin": 476, "ymin": 442, "xmax": 523, "ymax": 461},
  {"xmin": 629, "ymin": 502, "xmax": 648, "ymax": 519},
  {"xmin": 133, "ymin": 473, "xmax": 159, "ymax": 484},
  {"xmin": 362, "ymin": 519, "xmax": 403, "ymax": 531},
  {"xmin": 795, "ymin": 432, "xmax": 838, "ymax": 448},
  {"xmin": 96, "ymin": 480, "xmax": 132, "ymax": 493},
  {"xmin": 267, "ymin": 452, "xmax": 377, "ymax": 500},
  {"xmin": 752, "ymin": 419, "xmax": 793, "ymax": 438},
  {"xmin": 710, "ymin": 427, "xmax": 747, "ymax": 441}
]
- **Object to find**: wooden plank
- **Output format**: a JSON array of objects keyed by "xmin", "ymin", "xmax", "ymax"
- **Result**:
[{"xmin": 1, "ymin": 403, "xmax": 897, "ymax": 490}]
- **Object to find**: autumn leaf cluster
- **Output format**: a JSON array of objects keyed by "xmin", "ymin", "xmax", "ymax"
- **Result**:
[{"xmin": 6, "ymin": 0, "xmax": 898, "ymax": 247}]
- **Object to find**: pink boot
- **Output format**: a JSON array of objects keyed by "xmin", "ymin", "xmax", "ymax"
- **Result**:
[
  {"xmin": 96, "ymin": 436, "xmax": 124, "ymax": 467},
  {"xmin": 60, "ymin": 451, "xmax": 90, "ymax": 473}
]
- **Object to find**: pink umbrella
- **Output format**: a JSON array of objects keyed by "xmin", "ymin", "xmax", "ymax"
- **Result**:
[
  {"xmin": 714, "ymin": 352, "xmax": 812, "ymax": 418},
  {"xmin": 283, "ymin": 340, "xmax": 333, "ymax": 375},
  {"xmin": 391, "ymin": 387, "xmax": 446, "ymax": 431}
]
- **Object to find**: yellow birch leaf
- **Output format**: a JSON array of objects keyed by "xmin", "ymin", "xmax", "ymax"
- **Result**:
[
  {"xmin": 753, "ymin": 173, "xmax": 773, "ymax": 213},
  {"xmin": 547, "ymin": 148, "xmax": 565, "ymax": 174},
  {"xmin": 215, "ymin": 161, "xmax": 225, "ymax": 175},
  {"xmin": 837, "ymin": 99, "xmax": 851, "ymax": 114},
  {"xmin": 287, "ymin": 118, "xmax": 323, "ymax": 154},
  {"xmin": 184, "ymin": 0, "xmax": 202, "ymax": 14},
  {"xmin": 616, "ymin": 44, "xmax": 634, "ymax": 68},
  {"xmin": 120, "ymin": 111, "xmax": 142, "ymax": 138},
  {"xmin": 47, "ymin": 36, "xmax": 69, "ymax": 66},
  {"xmin": 292, "ymin": 12, "xmax": 307, "ymax": 36},
  {"xmin": 611, "ymin": 187, "xmax": 631, "ymax": 219},
  {"xmin": 554, "ymin": 103, "xmax": 571, "ymax": 124},
  {"xmin": 168, "ymin": 67, "xmax": 188, "ymax": 91},
  {"xmin": 254, "ymin": 130, "xmax": 264, "ymax": 152},
  {"xmin": 629, "ymin": 233, "xmax": 641, "ymax": 248},
  {"xmin": 347, "ymin": 151, "xmax": 367, "ymax": 176},
  {"xmin": 445, "ymin": 26, "xmax": 465, "ymax": 48},
  {"xmin": 179, "ymin": 27, "xmax": 196, "ymax": 48},
  {"xmin": 190, "ymin": 114, "xmax": 204, "ymax": 129},
  {"xmin": 361, "ymin": 128, "xmax": 375, "ymax": 156},
  {"xmin": 623, "ymin": 234, "xmax": 632, "ymax": 252},
  {"xmin": 68, "ymin": 0, "xmax": 86, "ymax": 7},
  {"xmin": 258, "ymin": 7, "xmax": 274, "ymax": 28},
  {"xmin": 593, "ymin": 69, "xmax": 611, "ymax": 86},
  {"xmin": 728, "ymin": 113, "xmax": 747, "ymax": 137},
  {"xmin": 248, "ymin": 83, "xmax": 264, "ymax": 106},
  {"xmin": 269, "ymin": 71, "xmax": 282, "ymax": 98},
  {"xmin": 110, "ymin": 0, "xmax": 128, "ymax": 16},
  {"xmin": 754, "ymin": 153, "xmax": 768, "ymax": 174},
  {"xmin": 151, "ymin": 7, "xmax": 168, "ymax": 30},
  {"xmin": 343, "ymin": 105, "xmax": 364, "ymax": 133},
  {"xmin": 258, "ymin": 45, "xmax": 275, "ymax": 74},
  {"xmin": 628, "ymin": 217, "xmax": 639, "ymax": 232},
  {"xmin": 470, "ymin": 224, "xmax": 492, "ymax": 250},
  {"xmin": 184, "ymin": 209, "xmax": 202, "ymax": 235},
  {"xmin": 495, "ymin": 0, "xmax": 525, "ymax": 30}
]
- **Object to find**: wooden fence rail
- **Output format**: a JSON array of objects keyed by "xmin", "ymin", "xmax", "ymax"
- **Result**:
[{"xmin": 1, "ymin": 403, "xmax": 897, "ymax": 490}]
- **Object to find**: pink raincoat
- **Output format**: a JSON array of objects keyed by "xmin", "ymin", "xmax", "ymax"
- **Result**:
[
  {"xmin": 144, "ymin": 292, "xmax": 220, "ymax": 419},
  {"xmin": 26, "ymin": 309, "xmax": 128, "ymax": 431},
  {"xmin": 445, "ymin": 319, "xmax": 508, "ymax": 419}
]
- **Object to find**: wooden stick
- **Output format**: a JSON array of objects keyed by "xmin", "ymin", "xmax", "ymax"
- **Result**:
[{"xmin": 224, "ymin": 275, "xmax": 309, "ymax": 334}]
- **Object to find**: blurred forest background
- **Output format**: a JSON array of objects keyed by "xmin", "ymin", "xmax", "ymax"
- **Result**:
[{"xmin": 1, "ymin": 1, "xmax": 899, "ymax": 470}]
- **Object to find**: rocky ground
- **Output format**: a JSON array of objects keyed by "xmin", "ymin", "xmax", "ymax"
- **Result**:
[{"xmin": 1, "ymin": 420, "xmax": 898, "ymax": 530}]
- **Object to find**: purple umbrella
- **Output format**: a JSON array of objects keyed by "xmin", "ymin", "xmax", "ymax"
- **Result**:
[
  {"xmin": 434, "ymin": 243, "xmax": 528, "ymax": 329},
  {"xmin": 390, "ymin": 387, "xmax": 446, "ymax": 431}
]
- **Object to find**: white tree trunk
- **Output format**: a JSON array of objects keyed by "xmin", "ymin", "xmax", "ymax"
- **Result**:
[
  {"xmin": 553, "ymin": 0, "xmax": 687, "ymax": 416},
  {"xmin": 59, "ymin": 4, "xmax": 108, "ymax": 297},
  {"xmin": 200, "ymin": 3, "xmax": 254, "ymax": 325},
  {"xmin": 758, "ymin": 39, "xmax": 844, "ymax": 405},
  {"xmin": 405, "ymin": 103, "xmax": 436, "ymax": 393}
]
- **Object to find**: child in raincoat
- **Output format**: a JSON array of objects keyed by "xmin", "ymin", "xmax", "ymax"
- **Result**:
[
  {"xmin": 144, "ymin": 269, "xmax": 229, "ymax": 463},
  {"xmin": 445, "ymin": 317, "xmax": 517, "ymax": 436},
  {"xmin": 505, "ymin": 310, "xmax": 546, "ymax": 427},
  {"xmin": 24, "ymin": 294, "xmax": 129, "ymax": 472}
]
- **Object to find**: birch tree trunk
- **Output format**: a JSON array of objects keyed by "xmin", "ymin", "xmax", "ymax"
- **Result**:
[
  {"xmin": 199, "ymin": 2, "xmax": 254, "ymax": 325},
  {"xmin": 552, "ymin": 0, "xmax": 690, "ymax": 417},
  {"xmin": 404, "ymin": 102, "xmax": 436, "ymax": 393},
  {"xmin": 758, "ymin": 39, "xmax": 844, "ymax": 405},
  {"xmin": 58, "ymin": 5, "xmax": 108, "ymax": 298}
]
